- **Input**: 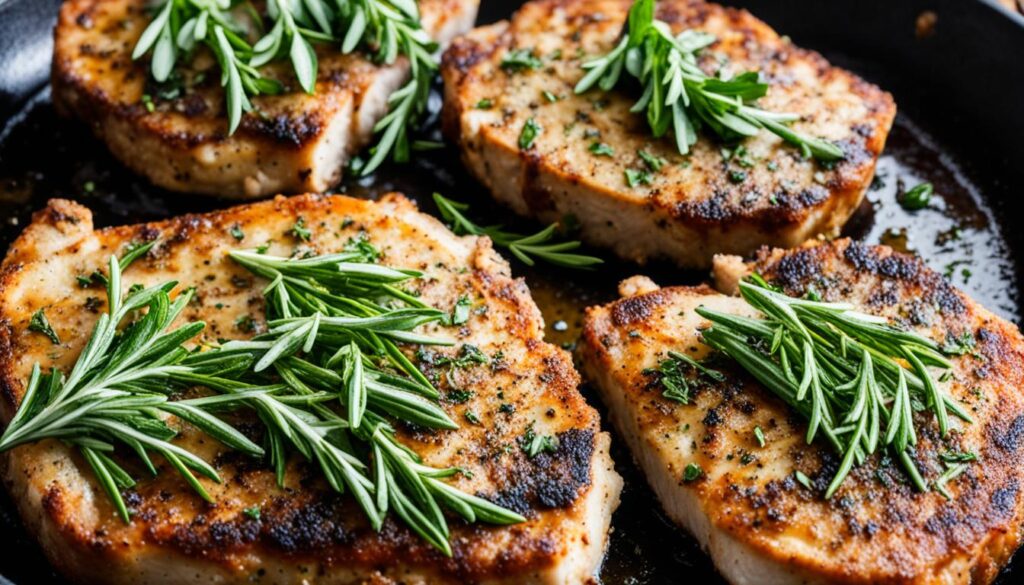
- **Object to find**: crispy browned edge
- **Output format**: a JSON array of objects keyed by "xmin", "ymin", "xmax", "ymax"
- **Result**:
[
  {"xmin": 0, "ymin": 193, "xmax": 615, "ymax": 584},
  {"xmin": 441, "ymin": 0, "xmax": 897, "ymax": 228},
  {"xmin": 578, "ymin": 238, "xmax": 1024, "ymax": 584}
]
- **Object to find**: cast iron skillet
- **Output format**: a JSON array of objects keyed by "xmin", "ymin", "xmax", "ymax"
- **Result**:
[{"xmin": 2, "ymin": 0, "xmax": 1024, "ymax": 583}]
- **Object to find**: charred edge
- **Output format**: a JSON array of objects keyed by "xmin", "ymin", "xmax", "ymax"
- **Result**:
[{"xmin": 489, "ymin": 428, "xmax": 596, "ymax": 515}]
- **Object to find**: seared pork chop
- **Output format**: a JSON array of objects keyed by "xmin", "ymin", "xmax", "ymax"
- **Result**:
[
  {"xmin": 442, "ymin": 0, "xmax": 895, "ymax": 268},
  {"xmin": 0, "ymin": 193, "xmax": 621, "ymax": 584},
  {"xmin": 52, "ymin": 0, "xmax": 478, "ymax": 199},
  {"xmin": 579, "ymin": 239, "xmax": 1024, "ymax": 584}
]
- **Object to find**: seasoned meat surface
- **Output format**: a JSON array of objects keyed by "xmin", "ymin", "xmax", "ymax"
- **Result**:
[
  {"xmin": 442, "ymin": 0, "xmax": 895, "ymax": 268},
  {"xmin": 579, "ymin": 239, "xmax": 1024, "ymax": 584},
  {"xmin": 0, "ymin": 193, "xmax": 621, "ymax": 584},
  {"xmin": 53, "ymin": 0, "xmax": 479, "ymax": 198}
]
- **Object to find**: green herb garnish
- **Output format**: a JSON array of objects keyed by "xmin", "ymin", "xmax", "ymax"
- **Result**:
[
  {"xmin": 698, "ymin": 277, "xmax": 973, "ymax": 498},
  {"xmin": 899, "ymin": 182, "xmax": 934, "ymax": 211},
  {"xmin": 519, "ymin": 117, "xmax": 542, "ymax": 149},
  {"xmin": 28, "ymin": 309, "xmax": 60, "ymax": 345},
  {"xmin": 589, "ymin": 142, "xmax": 615, "ymax": 157},
  {"xmin": 0, "ymin": 243, "xmax": 525, "ymax": 554},
  {"xmin": 647, "ymin": 350, "xmax": 723, "ymax": 404},
  {"xmin": 433, "ymin": 193, "xmax": 603, "ymax": 269},
  {"xmin": 501, "ymin": 48, "xmax": 543, "ymax": 72},
  {"xmin": 625, "ymin": 168, "xmax": 652, "ymax": 187},
  {"xmin": 575, "ymin": 0, "xmax": 843, "ymax": 161},
  {"xmin": 753, "ymin": 426, "xmax": 766, "ymax": 448},
  {"xmin": 133, "ymin": 0, "xmax": 437, "ymax": 175},
  {"xmin": 683, "ymin": 462, "xmax": 703, "ymax": 481}
]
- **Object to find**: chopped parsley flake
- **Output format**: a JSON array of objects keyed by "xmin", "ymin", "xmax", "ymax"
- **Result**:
[
  {"xmin": 589, "ymin": 142, "xmax": 614, "ymax": 157},
  {"xmin": 29, "ymin": 309, "xmax": 60, "ymax": 345},
  {"xmin": 624, "ymin": 168, "xmax": 652, "ymax": 188},
  {"xmin": 289, "ymin": 217, "xmax": 311, "ymax": 241},
  {"xmin": 637, "ymin": 149, "xmax": 666, "ymax": 172},
  {"xmin": 501, "ymin": 48, "xmax": 543, "ymax": 72},
  {"xmin": 754, "ymin": 426, "xmax": 766, "ymax": 448},
  {"xmin": 519, "ymin": 117, "xmax": 542, "ymax": 149},
  {"xmin": 683, "ymin": 462, "xmax": 703, "ymax": 482}
]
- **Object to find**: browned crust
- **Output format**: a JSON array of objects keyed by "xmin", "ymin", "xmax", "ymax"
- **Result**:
[
  {"xmin": 579, "ymin": 239, "xmax": 1024, "ymax": 584},
  {"xmin": 0, "ymin": 193, "xmax": 615, "ymax": 583}
]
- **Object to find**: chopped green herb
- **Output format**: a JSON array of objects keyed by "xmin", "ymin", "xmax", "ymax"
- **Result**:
[
  {"xmin": 28, "ymin": 309, "xmax": 60, "ymax": 345},
  {"xmin": 289, "ymin": 217, "xmax": 311, "ymax": 241},
  {"xmin": 464, "ymin": 410, "xmax": 481, "ymax": 425},
  {"xmin": 647, "ymin": 350, "xmax": 724, "ymax": 404},
  {"xmin": 542, "ymin": 90, "xmax": 560, "ymax": 103},
  {"xmin": 522, "ymin": 425, "xmax": 560, "ymax": 458},
  {"xmin": 899, "ymin": 182, "xmax": 933, "ymax": 211},
  {"xmin": 501, "ymin": 48, "xmax": 543, "ymax": 72},
  {"xmin": 683, "ymin": 462, "xmax": 703, "ymax": 482},
  {"xmin": 476, "ymin": 98, "xmax": 494, "ymax": 109},
  {"xmin": 589, "ymin": 142, "xmax": 615, "ymax": 157},
  {"xmin": 942, "ymin": 331, "xmax": 977, "ymax": 356},
  {"xmin": 637, "ymin": 149, "xmax": 666, "ymax": 172},
  {"xmin": 625, "ymin": 168, "xmax": 652, "ymax": 187},
  {"xmin": 229, "ymin": 224, "xmax": 245, "ymax": 241},
  {"xmin": 794, "ymin": 470, "xmax": 812, "ymax": 489},
  {"xmin": 753, "ymin": 426, "xmax": 766, "ymax": 448},
  {"xmin": 519, "ymin": 117, "xmax": 542, "ymax": 149},
  {"xmin": 243, "ymin": 506, "xmax": 261, "ymax": 521},
  {"xmin": 447, "ymin": 389, "xmax": 474, "ymax": 404},
  {"xmin": 728, "ymin": 170, "xmax": 747, "ymax": 184},
  {"xmin": 449, "ymin": 295, "xmax": 471, "ymax": 326}
]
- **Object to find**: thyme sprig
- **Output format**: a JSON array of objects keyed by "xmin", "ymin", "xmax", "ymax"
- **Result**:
[
  {"xmin": 133, "ymin": 0, "xmax": 438, "ymax": 169},
  {"xmin": 433, "ymin": 193, "xmax": 603, "ymax": 269},
  {"xmin": 698, "ymin": 278, "xmax": 973, "ymax": 498},
  {"xmin": 575, "ymin": 0, "xmax": 843, "ymax": 161}
]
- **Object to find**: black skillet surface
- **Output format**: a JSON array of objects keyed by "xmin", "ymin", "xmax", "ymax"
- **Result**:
[{"xmin": 2, "ymin": 0, "xmax": 1024, "ymax": 583}]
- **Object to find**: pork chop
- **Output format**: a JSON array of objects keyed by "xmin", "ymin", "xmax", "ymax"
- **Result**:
[
  {"xmin": 0, "ymin": 193, "xmax": 621, "ymax": 584},
  {"xmin": 441, "ymin": 0, "xmax": 895, "ymax": 268},
  {"xmin": 579, "ymin": 239, "xmax": 1024, "ymax": 584},
  {"xmin": 52, "ymin": 0, "xmax": 478, "ymax": 199}
]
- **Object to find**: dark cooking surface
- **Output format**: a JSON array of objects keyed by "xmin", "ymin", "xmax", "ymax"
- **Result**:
[{"xmin": 2, "ymin": 1, "xmax": 1024, "ymax": 583}]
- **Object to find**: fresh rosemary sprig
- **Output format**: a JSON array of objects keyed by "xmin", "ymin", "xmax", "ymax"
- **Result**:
[
  {"xmin": 133, "ymin": 0, "xmax": 438, "ymax": 171},
  {"xmin": 698, "ymin": 277, "xmax": 973, "ymax": 498},
  {"xmin": 133, "ymin": 0, "xmax": 285, "ymax": 134},
  {"xmin": 216, "ymin": 244, "xmax": 524, "ymax": 552},
  {"xmin": 433, "ymin": 193, "xmax": 603, "ymax": 269},
  {"xmin": 0, "ymin": 255, "xmax": 260, "ymax": 522},
  {"xmin": 339, "ymin": 0, "xmax": 440, "ymax": 175},
  {"xmin": 575, "ymin": 0, "xmax": 843, "ymax": 161},
  {"xmin": 1, "ymin": 241, "xmax": 523, "ymax": 551}
]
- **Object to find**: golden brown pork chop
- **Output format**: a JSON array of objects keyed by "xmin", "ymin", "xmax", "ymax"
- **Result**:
[
  {"xmin": 579, "ymin": 239, "xmax": 1024, "ymax": 584},
  {"xmin": 53, "ymin": 0, "xmax": 478, "ymax": 198},
  {"xmin": 442, "ymin": 0, "xmax": 896, "ymax": 268},
  {"xmin": 0, "ymin": 193, "xmax": 621, "ymax": 584}
]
